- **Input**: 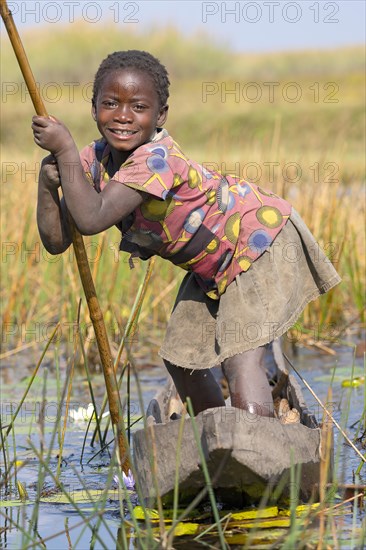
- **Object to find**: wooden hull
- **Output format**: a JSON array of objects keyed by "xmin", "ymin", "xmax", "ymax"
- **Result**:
[{"xmin": 133, "ymin": 341, "xmax": 326, "ymax": 506}]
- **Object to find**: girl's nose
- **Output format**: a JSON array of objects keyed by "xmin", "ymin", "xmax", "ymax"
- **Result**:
[{"xmin": 114, "ymin": 105, "xmax": 133, "ymax": 122}]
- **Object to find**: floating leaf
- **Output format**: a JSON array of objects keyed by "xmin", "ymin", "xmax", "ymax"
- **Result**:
[
  {"xmin": 341, "ymin": 377, "xmax": 364, "ymax": 388},
  {"xmin": 133, "ymin": 506, "xmax": 163, "ymax": 521},
  {"xmin": 314, "ymin": 367, "xmax": 364, "ymax": 383},
  {"xmin": 229, "ymin": 517, "xmax": 291, "ymax": 529},
  {"xmin": 229, "ymin": 505, "xmax": 278, "ymax": 521},
  {"xmin": 40, "ymin": 489, "xmax": 126, "ymax": 504},
  {"xmin": 150, "ymin": 522, "xmax": 200, "ymax": 537},
  {"xmin": 226, "ymin": 529, "xmax": 288, "ymax": 544},
  {"xmin": 0, "ymin": 499, "xmax": 31, "ymax": 508},
  {"xmin": 7, "ymin": 425, "xmax": 54, "ymax": 435},
  {"xmin": 132, "ymin": 506, "xmax": 200, "ymax": 522},
  {"xmin": 280, "ymin": 502, "xmax": 320, "ymax": 517},
  {"xmin": 19, "ymin": 375, "xmax": 43, "ymax": 389},
  {"xmin": 172, "ymin": 522, "xmax": 199, "ymax": 536}
]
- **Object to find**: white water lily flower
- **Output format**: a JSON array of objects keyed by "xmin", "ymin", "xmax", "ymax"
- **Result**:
[
  {"xmin": 69, "ymin": 404, "xmax": 110, "ymax": 423},
  {"xmin": 69, "ymin": 403, "xmax": 95, "ymax": 422}
]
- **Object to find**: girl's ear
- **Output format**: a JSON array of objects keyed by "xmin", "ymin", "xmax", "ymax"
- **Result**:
[
  {"xmin": 91, "ymin": 103, "xmax": 97, "ymax": 121},
  {"xmin": 157, "ymin": 105, "xmax": 169, "ymax": 127}
]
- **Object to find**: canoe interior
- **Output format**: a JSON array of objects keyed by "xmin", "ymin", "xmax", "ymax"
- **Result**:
[{"xmin": 133, "ymin": 340, "xmax": 332, "ymax": 507}]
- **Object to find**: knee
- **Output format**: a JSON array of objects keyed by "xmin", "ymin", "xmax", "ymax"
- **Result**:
[
  {"xmin": 222, "ymin": 348, "xmax": 266, "ymax": 377},
  {"xmin": 164, "ymin": 361, "xmax": 212, "ymax": 391},
  {"xmin": 164, "ymin": 360, "xmax": 185, "ymax": 387}
]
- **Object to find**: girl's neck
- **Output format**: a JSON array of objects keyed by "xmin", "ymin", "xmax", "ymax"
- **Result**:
[
  {"xmin": 109, "ymin": 149, "xmax": 130, "ymax": 174},
  {"xmin": 107, "ymin": 129, "xmax": 159, "ymax": 175}
]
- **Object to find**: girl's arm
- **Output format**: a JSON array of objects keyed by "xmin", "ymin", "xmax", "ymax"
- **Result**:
[
  {"xmin": 32, "ymin": 116, "xmax": 144, "ymax": 235},
  {"xmin": 37, "ymin": 155, "xmax": 72, "ymax": 254}
]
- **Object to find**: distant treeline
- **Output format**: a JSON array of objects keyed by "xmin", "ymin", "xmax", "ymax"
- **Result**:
[{"xmin": 1, "ymin": 23, "xmax": 364, "ymax": 82}]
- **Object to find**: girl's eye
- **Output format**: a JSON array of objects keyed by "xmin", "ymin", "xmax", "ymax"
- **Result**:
[
  {"xmin": 134, "ymin": 104, "xmax": 146, "ymax": 111},
  {"xmin": 102, "ymin": 100, "xmax": 117, "ymax": 108}
]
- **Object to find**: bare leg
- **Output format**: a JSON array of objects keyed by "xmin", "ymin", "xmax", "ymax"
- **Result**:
[
  {"xmin": 222, "ymin": 347, "xmax": 274, "ymax": 417},
  {"xmin": 164, "ymin": 359, "xmax": 225, "ymax": 415}
]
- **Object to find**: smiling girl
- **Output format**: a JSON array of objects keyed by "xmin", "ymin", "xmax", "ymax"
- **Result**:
[{"xmin": 33, "ymin": 50, "xmax": 340, "ymax": 417}]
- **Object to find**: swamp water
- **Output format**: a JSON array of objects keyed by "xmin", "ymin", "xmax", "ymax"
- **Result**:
[{"xmin": 0, "ymin": 342, "xmax": 365, "ymax": 549}]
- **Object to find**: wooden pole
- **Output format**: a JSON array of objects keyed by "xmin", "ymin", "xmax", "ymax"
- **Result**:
[{"xmin": 0, "ymin": 0, "xmax": 130, "ymax": 472}]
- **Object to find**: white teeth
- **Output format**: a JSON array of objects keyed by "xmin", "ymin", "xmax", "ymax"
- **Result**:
[{"xmin": 111, "ymin": 129, "xmax": 135, "ymax": 135}]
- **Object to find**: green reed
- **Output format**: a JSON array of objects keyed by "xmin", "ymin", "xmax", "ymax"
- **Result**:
[
  {"xmin": 281, "ymin": 457, "xmax": 302, "ymax": 549},
  {"xmin": 186, "ymin": 397, "xmax": 228, "ymax": 550},
  {"xmin": 0, "ymin": 340, "xmax": 365, "ymax": 548},
  {"xmin": 1, "ymin": 216, "xmax": 364, "ymax": 549}
]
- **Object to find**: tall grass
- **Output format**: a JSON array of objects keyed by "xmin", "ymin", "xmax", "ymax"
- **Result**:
[
  {"xmin": 1, "ymin": 27, "xmax": 364, "ymax": 355},
  {"xmin": 1, "ymin": 338, "xmax": 364, "ymax": 548}
]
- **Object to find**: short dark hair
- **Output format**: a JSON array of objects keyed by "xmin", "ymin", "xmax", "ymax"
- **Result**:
[{"xmin": 92, "ymin": 50, "xmax": 170, "ymax": 107}]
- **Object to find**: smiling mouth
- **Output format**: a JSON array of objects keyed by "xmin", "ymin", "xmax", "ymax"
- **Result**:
[{"xmin": 108, "ymin": 129, "xmax": 138, "ymax": 136}]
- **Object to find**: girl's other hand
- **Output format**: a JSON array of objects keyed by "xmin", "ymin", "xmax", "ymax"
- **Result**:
[
  {"xmin": 39, "ymin": 155, "xmax": 61, "ymax": 190},
  {"xmin": 32, "ymin": 115, "xmax": 75, "ymax": 156}
]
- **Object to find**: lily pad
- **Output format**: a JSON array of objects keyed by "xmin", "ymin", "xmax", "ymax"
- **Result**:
[
  {"xmin": 314, "ymin": 366, "xmax": 364, "ymax": 383},
  {"xmin": 8, "ymin": 425, "xmax": 54, "ymax": 435},
  {"xmin": 132, "ymin": 506, "xmax": 199, "ymax": 522},
  {"xmin": 172, "ymin": 522, "xmax": 199, "ymax": 536},
  {"xmin": 280, "ymin": 502, "xmax": 320, "ymax": 517},
  {"xmin": 230, "ymin": 506, "xmax": 279, "ymax": 520},
  {"xmin": 0, "ymin": 499, "xmax": 32, "ymax": 507},
  {"xmin": 225, "ymin": 529, "xmax": 288, "ymax": 544},
  {"xmin": 132, "ymin": 506, "xmax": 160, "ymax": 521},
  {"xmin": 341, "ymin": 377, "xmax": 364, "ymax": 388},
  {"xmin": 229, "ymin": 517, "xmax": 291, "ymax": 529},
  {"xmin": 40, "ymin": 488, "xmax": 130, "ymax": 504}
]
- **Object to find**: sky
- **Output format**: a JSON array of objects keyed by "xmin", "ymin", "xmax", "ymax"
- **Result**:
[{"xmin": 2, "ymin": 0, "xmax": 365, "ymax": 52}]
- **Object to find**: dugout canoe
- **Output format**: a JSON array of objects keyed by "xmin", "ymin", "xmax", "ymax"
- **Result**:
[{"xmin": 133, "ymin": 340, "xmax": 329, "ymax": 507}]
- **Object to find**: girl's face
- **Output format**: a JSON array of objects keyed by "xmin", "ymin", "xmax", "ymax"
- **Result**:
[{"xmin": 92, "ymin": 69, "xmax": 168, "ymax": 161}]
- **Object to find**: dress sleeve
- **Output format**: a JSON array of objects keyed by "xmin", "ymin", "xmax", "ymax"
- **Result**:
[
  {"xmin": 111, "ymin": 142, "xmax": 175, "ymax": 200},
  {"xmin": 79, "ymin": 143, "xmax": 93, "ymax": 174},
  {"xmin": 78, "ymin": 142, "xmax": 99, "ymax": 188}
]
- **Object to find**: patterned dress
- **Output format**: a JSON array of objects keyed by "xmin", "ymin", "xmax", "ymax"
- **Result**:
[{"xmin": 80, "ymin": 129, "xmax": 292, "ymax": 299}]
